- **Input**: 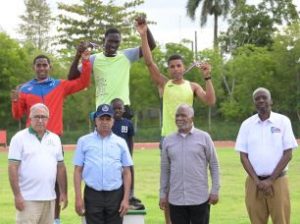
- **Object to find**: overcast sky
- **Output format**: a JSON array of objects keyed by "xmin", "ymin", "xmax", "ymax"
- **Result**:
[{"xmin": 0, "ymin": 0, "xmax": 299, "ymax": 50}]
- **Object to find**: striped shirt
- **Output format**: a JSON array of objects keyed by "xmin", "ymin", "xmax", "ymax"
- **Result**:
[{"xmin": 160, "ymin": 127, "xmax": 220, "ymax": 205}]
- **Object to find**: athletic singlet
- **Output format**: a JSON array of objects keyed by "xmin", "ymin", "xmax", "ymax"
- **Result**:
[{"xmin": 161, "ymin": 80, "xmax": 193, "ymax": 136}]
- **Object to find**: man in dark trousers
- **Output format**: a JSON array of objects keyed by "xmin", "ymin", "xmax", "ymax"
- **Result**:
[{"xmin": 74, "ymin": 104, "xmax": 133, "ymax": 224}]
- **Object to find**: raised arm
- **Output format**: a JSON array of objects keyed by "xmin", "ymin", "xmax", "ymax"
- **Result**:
[
  {"xmin": 11, "ymin": 84, "xmax": 26, "ymax": 120},
  {"xmin": 191, "ymin": 62, "xmax": 216, "ymax": 105},
  {"xmin": 62, "ymin": 50, "xmax": 92, "ymax": 96},
  {"xmin": 136, "ymin": 20, "xmax": 167, "ymax": 88},
  {"xmin": 67, "ymin": 42, "xmax": 91, "ymax": 80},
  {"xmin": 136, "ymin": 16, "xmax": 156, "ymax": 57}
]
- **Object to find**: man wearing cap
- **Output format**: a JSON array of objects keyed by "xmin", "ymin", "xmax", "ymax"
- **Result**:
[{"xmin": 73, "ymin": 104, "xmax": 133, "ymax": 224}]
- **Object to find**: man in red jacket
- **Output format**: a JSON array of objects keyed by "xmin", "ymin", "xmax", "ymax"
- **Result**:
[
  {"xmin": 10, "ymin": 43, "xmax": 92, "ymax": 224},
  {"xmin": 11, "ymin": 44, "xmax": 91, "ymax": 136}
]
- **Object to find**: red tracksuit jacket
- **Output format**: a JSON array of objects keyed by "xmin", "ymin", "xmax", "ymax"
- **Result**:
[{"xmin": 12, "ymin": 60, "xmax": 91, "ymax": 136}]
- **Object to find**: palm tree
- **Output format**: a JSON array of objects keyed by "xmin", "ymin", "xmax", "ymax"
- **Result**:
[{"xmin": 186, "ymin": 0, "xmax": 238, "ymax": 48}]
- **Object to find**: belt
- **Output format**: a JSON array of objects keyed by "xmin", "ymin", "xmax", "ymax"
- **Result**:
[{"xmin": 257, "ymin": 171, "xmax": 286, "ymax": 180}]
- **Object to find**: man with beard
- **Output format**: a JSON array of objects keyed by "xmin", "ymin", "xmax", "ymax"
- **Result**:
[
  {"xmin": 235, "ymin": 87, "xmax": 298, "ymax": 224},
  {"xmin": 160, "ymin": 104, "xmax": 220, "ymax": 224}
]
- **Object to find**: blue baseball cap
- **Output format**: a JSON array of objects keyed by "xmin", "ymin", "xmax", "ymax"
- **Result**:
[{"xmin": 93, "ymin": 104, "xmax": 114, "ymax": 119}]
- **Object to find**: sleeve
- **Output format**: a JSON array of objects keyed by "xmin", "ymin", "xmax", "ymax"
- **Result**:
[
  {"xmin": 120, "ymin": 139, "xmax": 133, "ymax": 167},
  {"xmin": 128, "ymin": 120, "xmax": 135, "ymax": 137},
  {"xmin": 77, "ymin": 54, "xmax": 96, "ymax": 73},
  {"xmin": 123, "ymin": 47, "xmax": 140, "ymax": 63},
  {"xmin": 235, "ymin": 121, "xmax": 248, "ymax": 153},
  {"xmin": 11, "ymin": 92, "xmax": 28, "ymax": 120},
  {"xmin": 8, "ymin": 134, "xmax": 22, "ymax": 161},
  {"xmin": 55, "ymin": 136, "xmax": 64, "ymax": 162},
  {"xmin": 62, "ymin": 60, "xmax": 92, "ymax": 96},
  {"xmin": 205, "ymin": 134, "xmax": 220, "ymax": 195},
  {"xmin": 73, "ymin": 137, "xmax": 85, "ymax": 166},
  {"xmin": 160, "ymin": 137, "xmax": 170, "ymax": 199},
  {"xmin": 282, "ymin": 116, "xmax": 298, "ymax": 150}
]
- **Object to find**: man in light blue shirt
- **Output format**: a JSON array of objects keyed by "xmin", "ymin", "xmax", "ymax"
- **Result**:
[{"xmin": 73, "ymin": 104, "xmax": 133, "ymax": 224}]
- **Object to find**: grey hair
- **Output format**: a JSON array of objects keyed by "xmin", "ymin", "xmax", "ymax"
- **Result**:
[
  {"xmin": 252, "ymin": 87, "xmax": 271, "ymax": 101},
  {"xmin": 176, "ymin": 103, "xmax": 194, "ymax": 118},
  {"xmin": 29, "ymin": 103, "xmax": 49, "ymax": 118}
]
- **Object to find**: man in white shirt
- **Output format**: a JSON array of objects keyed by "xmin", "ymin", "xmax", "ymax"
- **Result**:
[
  {"xmin": 235, "ymin": 87, "xmax": 298, "ymax": 224},
  {"xmin": 8, "ymin": 103, "xmax": 68, "ymax": 224}
]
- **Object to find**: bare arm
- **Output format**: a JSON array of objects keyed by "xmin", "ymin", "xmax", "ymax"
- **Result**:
[
  {"xmin": 192, "ymin": 63, "xmax": 216, "ymax": 105},
  {"xmin": 271, "ymin": 149, "xmax": 292, "ymax": 180},
  {"xmin": 119, "ymin": 166, "xmax": 131, "ymax": 217},
  {"xmin": 57, "ymin": 162, "xmax": 68, "ymax": 209},
  {"xmin": 260, "ymin": 149, "xmax": 293, "ymax": 191},
  {"xmin": 136, "ymin": 16, "xmax": 156, "ymax": 57},
  {"xmin": 68, "ymin": 42, "xmax": 91, "ymax": 80},
  {"xmin": 240, "ymin": 152, "xmax": 260, "ymax": 184},
  {"xmin": 8, "ymin": 161, "xmax": 24, "ymax": 211},
  {"xmin": 137, "ymin": 21, "xmax": 167, "ymax": 88},
  {"xmin": 74, "ymin": 165, "xmax": 85, "ymax": 216}
]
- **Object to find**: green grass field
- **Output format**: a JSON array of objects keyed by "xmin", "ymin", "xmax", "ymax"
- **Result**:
[{"xmin": 0, "ymin": 148, "xmax": 299, "ymax": 224}]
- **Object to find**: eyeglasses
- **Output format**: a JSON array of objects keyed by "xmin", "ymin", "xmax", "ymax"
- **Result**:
[
  {"xmin": 35, "ymin": 63, "xmax": 49, "ymax": 68},
  {"xmin": 31, "ymin": 115, "xmax": 49, "ymax": 120}
]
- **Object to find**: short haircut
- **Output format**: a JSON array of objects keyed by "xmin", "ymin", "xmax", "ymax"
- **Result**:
[
  {"xmin": 29, "ymin": 103, "xmax": 49, "ymax": 118},
  {"xmin": 104, "ymin": 28, "xmax": 121, "ymax": 38},
  {"xmin": 33, "ymin": 54, "xmax": 51, "ymax": 65},
  {"xmin": 167, "ymin": 54, "xmax": 184, "ymax": 65},
  {"xmin": 111, "ymin": 98, "xmax": 124, "ymax": 105},
  {"xmin": 176, "ymin": 103, "xmax": 194, "ymax": 118},
  {"xmin": 252, "ymin": 87, "xmax": 271, "ymax": 101}
]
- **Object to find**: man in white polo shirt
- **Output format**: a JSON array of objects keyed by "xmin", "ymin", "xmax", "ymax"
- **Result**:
[
  {"xmin": 235, "ymin": 87, "xmax": 298, "ymax": 224},
  {"xmin": 8, "ymin": 103, "xmax": 68, "ymax": 224}
]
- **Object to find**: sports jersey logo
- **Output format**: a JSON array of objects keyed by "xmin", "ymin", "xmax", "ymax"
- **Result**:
[
  {"xmin": 121, "ymin": 126, "xmax": 128, "ymax": 133},
  {"xmin": 271, "ymin": 126, "xmax": 281, "ymax": 133}
]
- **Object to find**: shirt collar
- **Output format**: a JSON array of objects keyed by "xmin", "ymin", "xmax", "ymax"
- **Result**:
[
  {"xmin": 178, "ymin": 126, "xmax": 195, "ymax": 137},
  {"xmin": 93, "ymin": 129, "xmax": 113, "ymax": 139},
  {"xmin": 28, "ymin": 126, "xmax": 48, "ymax": 141},
  {"xmin": 254, "ymin": 111, "xmax": 274, "ymax": 124}
]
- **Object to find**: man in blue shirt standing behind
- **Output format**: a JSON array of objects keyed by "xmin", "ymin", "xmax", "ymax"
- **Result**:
[{"xmin": 73, "ymin": 104, "xmax": 133, "ymax": 224}]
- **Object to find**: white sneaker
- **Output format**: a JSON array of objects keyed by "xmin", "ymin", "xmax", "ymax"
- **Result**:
[{"xmin": 54, "ymin": 219, "xmax": 61, "ymax": 224}]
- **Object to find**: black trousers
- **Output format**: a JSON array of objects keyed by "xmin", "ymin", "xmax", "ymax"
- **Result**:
[
  {"xmin": 169, "ymin": 201, "xmax": 210, "ymax": 224},
  {"xmin": 84, "ymin": 185, "xmax": 123, "ymax": 224}
]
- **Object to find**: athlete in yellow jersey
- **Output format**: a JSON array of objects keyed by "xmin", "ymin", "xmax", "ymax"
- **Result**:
[{"xmin": 137, "ymin": 22, "xmax": 216, "ymax": 224}]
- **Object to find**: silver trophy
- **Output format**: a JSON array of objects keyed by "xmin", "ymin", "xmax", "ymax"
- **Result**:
[{"xmin": 184, "ymin": 61, "xmax": 203, "ymax": 75}]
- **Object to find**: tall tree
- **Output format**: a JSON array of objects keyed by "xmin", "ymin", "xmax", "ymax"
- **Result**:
[
  {"xmin": 56, "ymin": 0, "xmax": 144, "ymax": 51},
  {"xmin": 219, "ymin": 0, "xmax": 299, "ymax": 53},
  {"xmin": 19, "ymin": 0, "xmax": 53, "ymax": 51},
  {"xmin": 186, "ymin": 0, "xmax": 238, "ymax": 48}
]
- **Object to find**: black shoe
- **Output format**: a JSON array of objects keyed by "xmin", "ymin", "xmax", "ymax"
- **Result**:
[
  {"xmin": 130, "ymin": 196, "xmax": 141, "ymax": 203},
  {"xmin": 129, "ymin": 201, "xmax": 145, "ymax": 210}
]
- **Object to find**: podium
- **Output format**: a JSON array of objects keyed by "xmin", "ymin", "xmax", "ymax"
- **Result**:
[{"xmin": 123, "ymin": 210, "xmax": 146, "ymax": 224}]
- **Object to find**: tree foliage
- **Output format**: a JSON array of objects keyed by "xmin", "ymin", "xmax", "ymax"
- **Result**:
[
  {"xmin": 19, "ymin": 0, "xmax": 53, "ymax": 51},
  {"xmin": 220, "ymin": 0, "xmax": 299, "ymax": 53},
  {"xmin": 56, "ymin": 0, "xmax": 144, "ymax": 51},
  {"xmin": 186, "ymin": 0, "xmax": 238, "ymax": 48}
]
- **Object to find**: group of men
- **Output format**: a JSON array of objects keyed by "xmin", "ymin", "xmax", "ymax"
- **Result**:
[{"xmin": 8, "ymin": 16, "xmax": 298, "ymax": 224}]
